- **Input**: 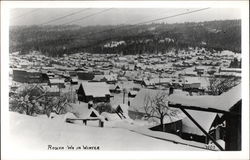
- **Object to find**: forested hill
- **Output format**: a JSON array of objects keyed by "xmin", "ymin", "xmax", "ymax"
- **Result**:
[{"xmin": 10, "ymin": 20, "xmax": 241, "ymax": 56}]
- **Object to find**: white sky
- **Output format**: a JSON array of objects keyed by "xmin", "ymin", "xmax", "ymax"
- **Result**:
[{"xmin": 9, "ymin": 8, "xmax": 241, "ymax": 26}]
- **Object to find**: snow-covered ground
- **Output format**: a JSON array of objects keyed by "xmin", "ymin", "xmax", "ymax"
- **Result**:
[{"xmin": 8, "ymin": 112, "xmax": 207, "ymax": 151}]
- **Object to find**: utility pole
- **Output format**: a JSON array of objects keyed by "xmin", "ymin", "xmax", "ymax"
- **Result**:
[
  {"xmin": 122, "ymin": 88, "xmax": 127, "ymax": 104},
  {"xmin": 123, "ymin": 89, "xmax": 125, "ymax": 104}
]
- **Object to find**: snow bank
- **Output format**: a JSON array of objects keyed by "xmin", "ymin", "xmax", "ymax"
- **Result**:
[
  {"xmin": 8, "ymin": 112, "xmax": 205, "ymax": 151},
  {"xmin": 101, "ymin": 112, "xmax": 122, "ymax": 121}
]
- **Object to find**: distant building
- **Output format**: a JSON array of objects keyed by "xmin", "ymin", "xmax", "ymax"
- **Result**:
[
  {"xmin": 77, "ymin": 71, "xmax": 103, "ymax": 80},
  {"xmin": 13, "ymin": 69, "xmax": 49, "ymax": 83},
  {"xmin": 48, "ymin": 78, "xmax": 65, "ymax": 88},
  {"xmin": 92, "ymin": 74, "xmax": 117, "ymax": 84}
]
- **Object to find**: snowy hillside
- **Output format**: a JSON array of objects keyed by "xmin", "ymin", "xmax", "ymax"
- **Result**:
[{"xmin": 8, "ymin": 112, "xmax": 206, "ymax": 151}]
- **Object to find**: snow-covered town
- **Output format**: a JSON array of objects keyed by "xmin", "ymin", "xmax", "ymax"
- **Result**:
[
  {"xmin": 9, "ymin": 47, "xmax": 242, "ymax": 151},
  {"xmin": 4, "ymin": 6, "xmax": 245, "ymax": 154}
]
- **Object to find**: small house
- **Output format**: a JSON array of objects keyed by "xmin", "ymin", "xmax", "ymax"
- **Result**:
[{"xmin": 77, "ymin": 82, "xmax": 111, "ymax": 103}]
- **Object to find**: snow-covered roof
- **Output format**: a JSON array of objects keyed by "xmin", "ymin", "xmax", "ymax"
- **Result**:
[
  {"xmin": 182, "ymin": 110, "xmax": 217, "ymax": 135},
  {"xmin": 69, "ymin": 103, "xmax": 100, "ymax": 119},
  {"xmin": 214, "ymin": 72, "xmax": 241, "ymax": 77},
  {"xmin": 49, "ymin": 78, "xmax": 65, "ymax": 84},
  {"xmin": 220, "ymin": 68, "xmax": 241, "ymax": 73},
  {"xmin": 82, "ymin": 82, "xmax": 111, "ymax": 97},
  {"xmin": 93, "ymin": 74, "xmax": 117, "ymax": 81},
  {"xmin": 168, "ymin": 84, "xmax": 241, "ymax": 112}
]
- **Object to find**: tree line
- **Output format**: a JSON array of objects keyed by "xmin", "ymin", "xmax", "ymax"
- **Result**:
[{"xmin": 10, "ymin": 20, "xmax": 241, "ymax": 56}]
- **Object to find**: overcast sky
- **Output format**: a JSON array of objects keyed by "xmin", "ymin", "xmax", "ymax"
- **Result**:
[{"xmin": 10, "ymin": 8, "xmax": 241, "ymax": 26}]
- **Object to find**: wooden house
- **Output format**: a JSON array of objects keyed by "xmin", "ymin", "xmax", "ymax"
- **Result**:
[
  {"xmin": 77, "ymin": 82, "xmax": 111, "ymax": 103},
  {"xmin": 168, "ymin": 84, "xmax": 241, "ymax": 151}
]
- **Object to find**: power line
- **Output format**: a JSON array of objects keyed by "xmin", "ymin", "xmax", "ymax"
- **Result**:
[
  {"xmin": 41, "ymin": 8, "xmax": 91, "ymax": 25},
  {"xmin": 135, "ymin": 8, "xmax": 210, "ymax": 25},
  {"xmin": 74, "ymin": 8, "xmax": 210, "ymax": 40},
  {"xmin": 61, "ymin": 8, "xmax": 113, "ymax": 25},
  {"xmin": 129, "ymin": 8, "xmax": 185, "ymax": 24}
]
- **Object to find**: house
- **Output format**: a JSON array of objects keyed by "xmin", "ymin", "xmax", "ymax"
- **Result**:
[
  {"xmin": 182, "ymin": 77, "xmax": 201, "ymax": 89},
  {"xmin": 168, "ymin": 84, "xmax": 241, "ymax": 150},
  {"xmin": 77, "ymin": 82, "xmax": 111, "ymax": 103},
  {"xmin": 48, "ymin": 78, "xmax": 65, "ymax": 88},
  {"xmin": 77, "ymin": 71, "xmax": 98, "ymax": 80},
  {"xmin": 92, "ymin": 74, "xmax": 117, "ymax": 84},
  {"xmin": 142, "ymin": 78, "xmax": 171, "ymax": 87}
]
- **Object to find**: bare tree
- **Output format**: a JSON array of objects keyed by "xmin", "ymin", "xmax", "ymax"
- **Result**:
[
  {"xmin": 207, "ymin": 77, "xmax": 240, "ymax": 95},
  {"xmin": 9, "ymin": 84, "xmax": 71, "ymax": 117},
  {"xmin": 143, "ymin": 92, "xmax": 180, "ymax": 131}
]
